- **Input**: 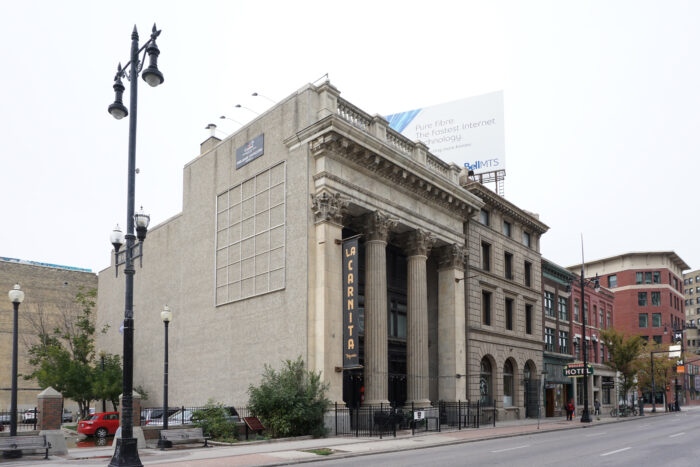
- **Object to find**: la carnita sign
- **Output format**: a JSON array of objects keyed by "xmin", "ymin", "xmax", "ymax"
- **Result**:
[
  {"xmin": 563, "ymin": 362, "xmax": 594, "ymax": 377},
  {"xmin": 342, "ymin": 237, "xmax": 360, "ymax": 369}
]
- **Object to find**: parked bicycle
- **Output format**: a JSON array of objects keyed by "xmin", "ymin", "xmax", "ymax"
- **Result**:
[{"xmin": 610, "ymin": 405, "xmax": 637, "ymax": 417}]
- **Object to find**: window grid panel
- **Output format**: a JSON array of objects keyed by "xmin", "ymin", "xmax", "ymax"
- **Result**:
[{"xmin": 215, "ymin": 162, "xmax": 286, "ymax": 305}]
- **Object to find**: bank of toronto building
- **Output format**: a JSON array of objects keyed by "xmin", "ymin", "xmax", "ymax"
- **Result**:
[{"xmin": 96, "ymin": 82, "xmax": 548, "ymax": 421}]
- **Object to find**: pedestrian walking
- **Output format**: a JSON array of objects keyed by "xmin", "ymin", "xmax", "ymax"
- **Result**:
[
  {"xmin": 594, "ymin": 399, "xmax": 600, "ymax": 416},
  {"xmin": 566, "ymin": 399, "xmax": 575, "ymax": 421}
]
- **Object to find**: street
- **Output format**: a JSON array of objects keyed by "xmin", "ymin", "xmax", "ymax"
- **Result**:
[{"xmin": 313, "ymin": 409, "xmax": 700, "ymax": 467}]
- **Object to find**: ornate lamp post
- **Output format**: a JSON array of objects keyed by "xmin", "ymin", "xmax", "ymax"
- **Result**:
[
  {"xmin": 157, "ymin": 305, "xmax": 172, "ymax": 449},
  {"xmin": 576, "ymin": 237, "xmax": 600, "ymax": 423},
  {"xmin": 107, "ymin": 23, "xmax": 163, "ymax": 467},
  {"xmin": 4, "ymin": 284, "xmax": 24, "ymax": 459}
]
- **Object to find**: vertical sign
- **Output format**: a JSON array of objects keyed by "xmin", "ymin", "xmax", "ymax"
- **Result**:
[{"xmin": 342, "ymin": 237, "xmax": 359, "ymax": 369}]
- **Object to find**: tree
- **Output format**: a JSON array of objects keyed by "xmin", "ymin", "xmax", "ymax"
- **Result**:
[
  {"xmin": 248, "ymin": 357, "xmax": 330, "ymax": 438},
  {"xmin": 599, "ymin": 329, "xmax": 644, "ymax": 401},
  {"xmin": 24, "ymin": 287, "xmax": 121, "ymax": 418},
  {"xmin": 635, "ymin": 343, "xmax": 680, "ymax": 408},
  {"xmin": 93, "ymin": 353, "xmax": 123, "ymax": 411}
]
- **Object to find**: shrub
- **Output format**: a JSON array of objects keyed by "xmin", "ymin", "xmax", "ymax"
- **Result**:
[
  {"xmin": 191, "ymin": 400, "xmax": 238, "ymax": 441},
  {"xmin": 248, "ymin": 357, "xmax": 329, "ymax": 438}
]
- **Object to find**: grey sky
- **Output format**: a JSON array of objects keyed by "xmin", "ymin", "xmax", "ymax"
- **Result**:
[{"xmin": 1, "ymin": 0, "xmax": 698, "ymax": 274}]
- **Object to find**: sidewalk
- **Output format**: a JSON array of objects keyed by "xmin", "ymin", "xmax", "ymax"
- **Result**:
[{"xmin": 2, "ymin": 408, "xmax": 690, "ymax": 466}]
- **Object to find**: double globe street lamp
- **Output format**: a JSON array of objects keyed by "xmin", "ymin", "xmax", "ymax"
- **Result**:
[{"xmin": 107, "ymin": 23, "xmax": 163, "ymax": 467}]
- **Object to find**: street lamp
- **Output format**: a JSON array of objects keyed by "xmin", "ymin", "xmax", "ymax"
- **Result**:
[
  {"xmin": 4, "ymin": 284, "xmax": 24, "ymax": 459},
  {"xmin": 234, "ymin": 103, "xmax": 260, "ymax": 115},
  {"xmin": 107, "ymin": 23, "xmax": 163, "ymax": 467},
  {"xmin": 100, "ymin": 350, "xmax": 107, "ymax": 413},
  {"xmin": 157, "ymin": 305, "xmax": 172, "ymax": 450},
  {"xmin": 576, "ymin": 257, "xmax": 600, "ymax": 423}
]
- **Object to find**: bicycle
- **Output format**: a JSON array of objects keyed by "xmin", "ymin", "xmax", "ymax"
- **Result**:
[{"xmin": 610, "ymin": 405, "xmax": 637, "ymax": 417}]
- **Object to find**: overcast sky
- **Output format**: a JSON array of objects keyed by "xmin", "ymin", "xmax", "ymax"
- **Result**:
[{"xmin": 1, "ymin": 0, "xmax": 698, "ymax": 275}]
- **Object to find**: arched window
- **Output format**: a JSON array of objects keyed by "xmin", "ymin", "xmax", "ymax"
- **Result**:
[
  {"xmin": 503, "ymin": 360, "xmax": 514, "ymax": 407},
  {"xmin": 480, "ymin": 358, "xmax": 492, "ymax": 405}
]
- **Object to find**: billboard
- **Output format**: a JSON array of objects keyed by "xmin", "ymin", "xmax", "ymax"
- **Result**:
[{"xmin": 385, "ymin": 91, "xmax": 505, "ymax": 175}]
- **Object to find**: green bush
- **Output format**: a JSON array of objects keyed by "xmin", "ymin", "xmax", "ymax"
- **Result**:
[
  {"xmin": 191, "ymin": 400, "xmax": 238, "ymax": 441},
  {"xmin": 248, "ymin": 357, "xmax": 329, "ymax": 438}
]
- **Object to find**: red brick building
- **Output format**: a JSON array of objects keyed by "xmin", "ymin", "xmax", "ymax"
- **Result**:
[{"xmin": 570, "ymin": 252, "xmax": 688, "ymax": 346}]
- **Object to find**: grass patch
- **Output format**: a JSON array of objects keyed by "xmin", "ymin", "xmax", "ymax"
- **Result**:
[
  {"xmin": 305, "ymin": 448, "xmax": 334, "ymax": 456},
  {"xmin": 64, "ymin": 424, "xmax": 78, "ymax": 431}
]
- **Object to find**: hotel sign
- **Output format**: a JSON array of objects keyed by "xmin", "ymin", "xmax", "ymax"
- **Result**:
[
  {"xmin": 563, "ymin": 362, "xmax": 593, "ymax": 378},
  {"xmin": 342, "ymin": 237, "xmax": 360, "ymax": 369},
  {"xmin": 235, "ymin": 134, "xmax": 264, "ymax": 169}
]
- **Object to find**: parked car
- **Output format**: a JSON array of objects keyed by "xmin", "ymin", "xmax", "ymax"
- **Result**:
[
  {"xmin": 0, "ymin": 413, "xmax": 11, "ymax": 425},
  {"xmin": 77, "ymin": 412, "xmax": 120, "ymax": 438},
  {"xmin": 62, "ymin": 409, "xmax": 73, "ymax": 423},
  {"xmin": 141, "ymin": 407, "xmax": 179, "ymax": 425},
  {"xmin": 23, "ymin": 409, "xmax": 38, "ymax": 423}
]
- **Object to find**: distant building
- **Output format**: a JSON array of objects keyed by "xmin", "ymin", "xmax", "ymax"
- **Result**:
[
  {"xmin": 0, "ymin": 257, "xmax": 97, "ymax": 410},
  {"xmin": 569, "ymin": 251, "xmax": 688, "ymax": 405},
  {"xmin": 682, "ymin": 269, "xmax": 700, "ymax": 356}
]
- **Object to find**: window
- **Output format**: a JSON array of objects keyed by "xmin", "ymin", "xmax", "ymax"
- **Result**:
[
  {"xmin": 641, "ymin": 335, "xmax": 649, "ymax": 342},
  {"xmin": 505, "ymin": 298, "xmax": 514, "ymax": 330},
  {"xmin": 636, "ymin": 272, "xmax": 643, "ymax": 284},
  {"xmin": 480, "ymin": 209, "xmax": 490, "ymax": 226},
  {"xmin": 652, "ymin": 313, "xmax": 661, "ymax": 327},
  {"xmin": 608, "ymin": 275, "xmax": 617, "ymax": 288},
  {"xmin": 639, "ymin": 314, "xmax": 648, "ymax": 328},
  {"xmin": 644, "ymin": 271, "xmax": 652, "ymax": 284},
  {"xmin": 522, "ymin": 231, "xmax": 531, "ymax": 248},
  {"xmin": 652, "ymin": 335, "xmax": 662, "ymax": 345},
  {"xmin": 480, "ymin": 358, "xmax": 492, "ymax": 405},
  {"xmin": 584, "ymin": 302, "xmax": 589, "ymax": 323},
  {"xmin": 544, "ymin": 291, "xmax": 555, "ymax": 317},
  {"xmin": 593, "ymin": 305, "xmax": 598, "ymax": 326},
  {"xmin": 653, "ymin": 271, "xmax": 660, "ymax": 284},
  {"xmin": 574, "ymin": 337, "xmax": 580, "ymax": 359},
  {"xmin": 482, "ymin": 290, "xmax": 492, "ymax": 325},
  {"xmin": 389, "ymin": 300, "xmax": 407, "ymax": 338},
  {"xmin": 651, "ymin": 291, "xmax": 661, "ymax": 306},
  {"xmin": 559, "ymin": 330, "xmax": 569, "ymax": 353},
  {"xmin": 638, "ymin": 292, "xmax": 647, "ymax": 306},
  {"xmin": 599, "ymin": 307, "xmax": 604, "ymax": 328},
  {"xmin": 602, "ymin": 377, "xmax": 613, "ymax": 404},
  {"xmin": 696, "ymin": 275, "xmax": 699, "ymax": 282},
  {"xmin": 574, "ymin": 299, "xmax": 580, "ymax": 322},
  {"xmin": 601, "ymin": 343, "xmax": 606, "ymax": 363},
  {"xmin": 504, "ymin": 252, "xmax": 513, "ymax": 279},
  {"xmin": 607, "ymin": 311, "xmax": 611, "ymax": 328},
  {"xmin": 481, "ymin": 241, "xmax": 491, "ymax": 271},
  {"xmin": 502, "ymin": 220, "xmax": 511, "ymax": 237},
  {"xmin": 696, "ymin": 287, "xmax": 700, "ymax": 293},
  {"xmin": 525, "ymin": 304, "xmax": 533, "ymax": 334},
  {"xmin": 696, "ymin": 297, "xmax": 700, "ymax": 305},
  {"xmin": 524, "ymin": 261, "xmax": 532, "ymax": 287},
  {"xmin": 558, "ymin": 296, "xmax": 569, "ymax": 321},
  {"xmin": 545, "ymin": 327, "xmax": 555, "ymax": 352},
  {"xmin": 691, "ymin": 277, "xmax": 695, "ymax": 284},
  {"xmin": 674, "ymin": 277, "xmax": 679, "ymax": 290},
  {"xmin": 503, "ymin": 360, "xmax": 514, "ymax": 407}
]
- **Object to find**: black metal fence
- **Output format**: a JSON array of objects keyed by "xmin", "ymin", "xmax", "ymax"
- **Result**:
[
  {"xmin": 139, "ymin": 405, "xmax": 250, "ymax": 427},
  {"xmin": 0, "ymin": 408, "xmax": 38, "ymax": 432},
  {"xmin": 328, "ymin": 401, "xmax": 496, "ymax": 438}
]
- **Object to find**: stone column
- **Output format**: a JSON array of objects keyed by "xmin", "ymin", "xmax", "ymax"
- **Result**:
[
  {"xmin": 405, "ymin": 230, "xmax": 434, "ymax": 406},
  {"xmin": 37, "ymin": 386, "xmax": 62, "ymax": 431},
  {"xmin": 310, "ymin": 190, "xmax": 348, "ymax": 403},
  {"xmin": 437, "ymin": 244, "xmax": 467, "ymax": 402},
  {"xmin": 363, "ymin": 211, "xmax": 396, "ymax": 405}
]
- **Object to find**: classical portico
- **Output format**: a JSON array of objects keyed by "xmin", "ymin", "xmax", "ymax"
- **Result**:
[{"xmin": 303, "ymin": 83, "xmax": 483, "ymax": 407}]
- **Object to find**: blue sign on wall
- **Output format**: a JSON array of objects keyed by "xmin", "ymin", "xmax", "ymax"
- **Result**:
[{"xmin": 235, "ymin": 134, "xmax": 265, "ymax": 169}]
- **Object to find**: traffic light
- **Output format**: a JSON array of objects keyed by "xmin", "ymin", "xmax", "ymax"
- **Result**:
[{"xmin": 666, "ymin": 385, "xmax": 670, "ymax": 391}]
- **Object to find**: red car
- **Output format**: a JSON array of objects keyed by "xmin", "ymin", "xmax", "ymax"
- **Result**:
[{"xmin": 78, "ymin": 412, "xmax": 120, "ymax": 438}]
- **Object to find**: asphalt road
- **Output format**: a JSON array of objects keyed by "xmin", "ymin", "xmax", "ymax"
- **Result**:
[{"xmin": 314, "ymin": 409, "xmax": 700, "ymax": 467}]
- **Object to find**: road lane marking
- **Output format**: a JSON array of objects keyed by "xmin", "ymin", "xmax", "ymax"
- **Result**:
[
  {"xmin": 669, "ymin": 432, "xmax": 685, "ymax": 438},
  {"xmin": 601, "ymin": 447, "xmax": 631, "ymax": 457},
  {"xmin": 491, "ymin": 445, "xmax": 530, "ymax": 453},
  {"xmin": 586, "ymin": 432, "xmax": 606, "ymax": 437}
]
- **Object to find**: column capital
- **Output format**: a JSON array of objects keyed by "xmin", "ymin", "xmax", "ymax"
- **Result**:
[
  {"xmin": 364, "ymin": 211, "xmax": 397, "ymax": 242},
  {"xmin": 311, "ymin": 190, "xmax": 348, "ymax": 226},
  {"xmin": 439, "ymin": 243, "xmax": 466, "ymax": 270},
  {"xmin": 405, "ymin": 230, "xmax": 435, "ymax": 257}
]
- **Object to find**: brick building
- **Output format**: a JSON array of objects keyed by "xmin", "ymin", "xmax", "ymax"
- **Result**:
[
  {"xmin": 0, "ymin": 257, "xmax": 97, "ymax": 410},
  {"xmin": 542, "ymin": 259, "xmax": 616, "ymax": 416}
]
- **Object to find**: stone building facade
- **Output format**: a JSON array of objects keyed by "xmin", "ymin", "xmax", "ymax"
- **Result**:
[
  {"xmin": 96, "ymin": 82, "xmax": 547, "ymax": 418},
  {"xmin": 0, "ymin": 257, "xmax": 97, "ymax": 410},
  {"xmin": 462, "ymin": 183, "xmax": 547, "ymax": 420}
]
